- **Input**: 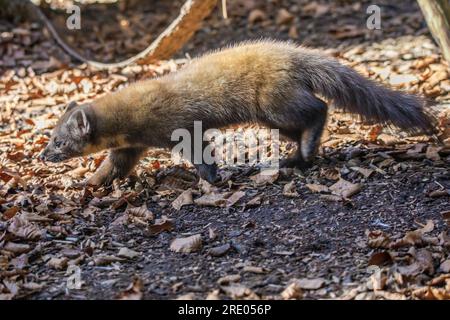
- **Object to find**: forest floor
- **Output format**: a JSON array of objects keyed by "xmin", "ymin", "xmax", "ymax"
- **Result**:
[{"xmin": 0, "ymin": 0, "xmax": 449, "ymax": 300}]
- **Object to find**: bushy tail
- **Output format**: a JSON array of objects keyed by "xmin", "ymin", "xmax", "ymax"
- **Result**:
[{"xmin": 294, "ymin": 49, "xmax": 437, "ymax": 135}]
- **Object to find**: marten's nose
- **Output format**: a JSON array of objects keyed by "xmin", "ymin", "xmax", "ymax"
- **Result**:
[{"xmin": 38, "ymin": 151, "xmax": 47, "ymax": 161}]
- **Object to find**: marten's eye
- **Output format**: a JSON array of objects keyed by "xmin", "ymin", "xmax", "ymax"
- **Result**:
[{"xmin": 54, "ymin": 140, "xmax": 62, "ymax": 148}]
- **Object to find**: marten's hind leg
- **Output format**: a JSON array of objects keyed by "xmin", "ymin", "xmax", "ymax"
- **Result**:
[
  {"xmin": 87, "ymin": 147, "xmax": 147, "ymax": 186},
  {"xmin": 279, "ymin": 130, "xmax": 309, "ymax": 169},
  {"xmin": 278, "ymin": 92, "xmax": 327, "ymax": 169},
  {"xmin": 300, "ymin": 106, "xmax": 327, "ymax": 163}
]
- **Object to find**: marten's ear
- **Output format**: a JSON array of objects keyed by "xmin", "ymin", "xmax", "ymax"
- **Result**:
[
  {"xmin": 66, "ymin": 101, "xmax": 78, "ymax": 112},
  {"xmin": 67, "ymin": 109, "xmax": 90, "ymax": 137}
]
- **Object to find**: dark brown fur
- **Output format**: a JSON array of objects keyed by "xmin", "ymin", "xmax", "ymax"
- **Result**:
[{"xmin": 40, "ymin": 40, "xmax": 436, "ymax": 185}]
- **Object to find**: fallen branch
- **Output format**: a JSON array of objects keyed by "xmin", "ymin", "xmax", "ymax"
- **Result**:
[{"xmin": 29, "ymin": 0, "xmax": 217, "ymax": 69}]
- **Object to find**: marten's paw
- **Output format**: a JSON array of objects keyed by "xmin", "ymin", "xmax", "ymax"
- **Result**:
[
  {"xmin": 86, "ymin": 165, "xmax": 125, "ymax": 187},
  {"xmin": 195, "ymin": 163, "xmax": 220, "ymax": 185},
  {"xmin": 280, "ymin": 157, "xmax": 312, "ymax": 170},
  {"xmin": 85, "ymin": 171, "xmax": 113, "ymax": 187}
]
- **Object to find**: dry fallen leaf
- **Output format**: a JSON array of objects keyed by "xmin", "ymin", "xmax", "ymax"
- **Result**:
[
  {"xmin": 369, "ymin": 269, "xmax": 387, "ymax": 291},
  {"xmin": 350, "ymin": 166, "xmax": 374, "ymax": 178},
  {"xmin": 93, "ymin": 255, "xmax": 124, "ymax": 266},
  {"xmin": 47, "ymin": 257, "xmax": 68, "ymax": 270},
  {"xmin": 3, "ymin": 242, "xmax": 31, "ymax": 254},
  {"xmin": 377, "ymin": 133, "xmax": 401, "ymax": 146},
  {"xmin": 367, "ymin": 230, "xmax": 391, "ymax": 249},
  {"xmin": 398, "ymin": 249, "xmax": 434, "ymax": 277},
  {"xmin": 206, "ymin": 289, "xmax": 221, "ymax": 300},
  {"xmin": 245, "ymin": 195, "xmax": 262, "ymax": 207},
  {"xmin": 242, "ymin": 266, "xmax": 267, "ymax": 274},
  {"xmin": 391, "ymin": 220, "xmax": 435, "ymax": 248},
  {"xmin": 194, "ymin": 193, "xmax": 229, "ymax": 207},
  {"xmin": 125, "ymin": 204, "xmax": 154, "ymax": 223},
  {"xmin": 117, "ymin": 247, "xmax": 141, "ymax": 259},
  {"xmin": 2, "ymin": 280, "xmax": 19, "ymax": 300},
  {"xmin": 3, "ymin": 206, "xmax": 20, "ymax": 220},
  {"xmin": 320, "ymin": 167, "xmax": 340, "ymax": 180},
  {"xmin": 175, "ymin": 293, "xmax": 197, "ymax": 300},
  {"xmin": 172, "ymin": 189, "xmax": 193, "ymax": 210},
  {"xmin": 329, "ymin": 24, "xmax": 364, "ymax": 39},
  {"xmin": 283, "ymin": 181, "xmax": 299, "ymax": 197},
  {"xmin": 148, "ymin": 216, "xmax": 174, "ymax": 236},
  {"xmin": 250, "ymin": 170, "xmax": 279, "ymax": 186},
  {"xmin": 425, "ymin": 145, "xmax": 442, "ymax": 161},
  {"xmin": 276, "ymin": 8, "xmax": 294, "ymax": 25},
  {"xmin": 226, "ymin": 190, "xmax": 246, "ymax": 207},
  {"xmin": 303, "ymin": 1, "xmax": 330, "ymax": 17},
  {"xmin": 170, "ymin": 234, "xmax": 202, "ymax": 253},
  {"xmin": 427, "ymin": 70, "xmax": 448, "ymax": 88},
  {"xmin": 330, "ymin": 179, "xmax": 362, "ymax": 198},
  {"xmin": 412, "ymin": 286, "xmax": 450, "ymax": 300},
  {"xmin": 306, "ymin": 183, "xmax": 329, "ymax": 193},
  {"xmin": 248, "ymin": 9, "xmax": 266, "ymax": 24},
  {"xmin": 7, "ymin": 215, "xmax": 43, "ymax": 240},
  {"xmin": 221, "ymin": 284, "xmax": 255, "ymax": 299},
  {"xmin": 198, "ymin": 179, "xmax": 219, "ymax": 194},
  {"xmin": 368, "ymin": 251, "xmax": 393, "ymax": 266},
  {"xmin": 439, "ymin": 260, "xmax": 450, "ymax": 273},
  {"xmin": 117, "ymin": 277, "xmax": 143, "ymax": 300},
  {"xmin": 281, "ymin": 282, "xmax": 303, "ymax": 299},
  {"xmin": 389, "ymin": 73, "xmax": 419, "ymax": 87},
  {"xmin": 367, "ymin": 125, "xmax": 382, "ymax": 142},
  {"xmin": 294, "ymin": 278, "xmax": 325, "ymax": 290},
  {"xmin": 217, "ymin": 274, "xmax": 241, "ymax": 285},
  {"xmin": 67, "ymin": 166, "xmax": 90, "ymax": 179}
]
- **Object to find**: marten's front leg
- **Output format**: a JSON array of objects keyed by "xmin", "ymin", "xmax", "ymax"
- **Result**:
[
  {"xmin": 193, "ymin": 140, "xmax": 219, "ymax": 184},
  {"xmin": 195, "ymin": 163, "xmax": 219, "ymax": 184},
  {"xmin": 278, "ymin": 91, "xmax": 327, "ymax": 169},
  {"xmin": 87, "ymin": 147, "xmax": 147, "ymax": 186}
]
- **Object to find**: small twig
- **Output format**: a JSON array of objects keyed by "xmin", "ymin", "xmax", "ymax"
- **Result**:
[{"xmin": 222, "ymin": 0, "xmax": 228, "ymax": 19}]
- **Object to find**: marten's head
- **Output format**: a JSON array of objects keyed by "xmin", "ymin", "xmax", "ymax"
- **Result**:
[{"xmin": 40, "ymin": 102, "xmax": 95, "ymax": 162}]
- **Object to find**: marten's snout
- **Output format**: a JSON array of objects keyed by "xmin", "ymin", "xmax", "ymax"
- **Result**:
[
  {"xmin": 38, "ymin": 145, "xmax": 67, "ymax": 163},
  {"xmin": 38, "ymin": 147, "xmax": 49, "ymax": 161}
]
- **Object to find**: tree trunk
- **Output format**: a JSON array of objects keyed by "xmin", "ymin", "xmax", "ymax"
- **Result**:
[{"xmin": 417, "ymin": 0, "xmax": 450, "ymax": 63}]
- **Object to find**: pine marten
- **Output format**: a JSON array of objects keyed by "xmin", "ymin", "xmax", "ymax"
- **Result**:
[{"xmin": 40, "ymin": 40, "xmax": 436, "ymax": 185}]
